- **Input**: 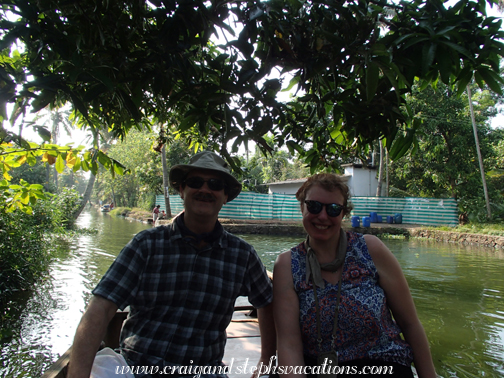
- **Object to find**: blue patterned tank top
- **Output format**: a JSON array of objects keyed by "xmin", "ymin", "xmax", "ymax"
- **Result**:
[{"xmin": 291, "ymin": 231, "xmax": 413, "ymax": 366}]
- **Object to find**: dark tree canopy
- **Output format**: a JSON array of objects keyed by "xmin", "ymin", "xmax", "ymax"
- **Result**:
[{"xmin": 1, "ymin": 0, "xmax": 503, "ymax": 172}]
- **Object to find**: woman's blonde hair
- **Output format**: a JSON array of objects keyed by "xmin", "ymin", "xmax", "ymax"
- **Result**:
[{"xmin": 296, "ymin": 173, "xmax": 353, "ymax": 216}]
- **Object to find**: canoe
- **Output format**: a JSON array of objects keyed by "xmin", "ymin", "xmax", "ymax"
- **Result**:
[{"xmin": 42, "ymin": 302, "xmax": 260, "ymax": 378}]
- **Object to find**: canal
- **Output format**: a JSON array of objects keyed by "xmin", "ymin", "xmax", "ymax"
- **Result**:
[{"xmin": 1, "ymin": 208, "xmax": 503, "ymax": 377}]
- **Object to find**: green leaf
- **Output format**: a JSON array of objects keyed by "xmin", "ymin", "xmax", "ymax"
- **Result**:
[
  {"xmin": 81, "ymin": 159, "xmax": 89, "ymax": 172},
  {"xmin": 455, "ymin": 69, "xmax": 473, "ymax": 97},
  {"xmin": 366, "ymin": 62, "xmax": 380, "ymax": 102},
  {"xmin": 286, "ymin": 141, "xmax": 304, "ymax": 154},
  {"xmin": 55, "ymin": 154, "xmax": 65, "ymax": 173},
  {"xmin": 34, "ymin": 126, "xmax": 52, "ymax": 142},
  {"xmin": 73, "ymin": 156, "xmax": 82, "ymax": 172},
  {"xmin": 282, "ymin": 76, "xmax": 300, "ymax": 92},
  {"xmin": 31, "ymin": 90, "xmax": 57, "ymax": 113},
  {"xmin": 97, "ymin": 151, "xmax": 111, "ymax": 169},
  {"xmin": 389, "ymin": 128, "xmax": 415, "ymax": 161},
  {"xmin": 422, "ymin": 43, "xmax": 437, "ymax": 77},
  {"xmin": 113, "ymin": 162, "xmax": 125, "ymax": 175},
  {"xmin": 476, "ymin": 66, "xmax": 503, "ymax": 95},
  {"xmin": 20, "ymin": 191, "xmax": 30, "ymax": 205},
  {"xmin": 437, "ymin": 40, "xmax": 471, "ymax": 58},
  {"xmin": 179, "ymin": 115, "xmax": 198, "ymax": 132}
]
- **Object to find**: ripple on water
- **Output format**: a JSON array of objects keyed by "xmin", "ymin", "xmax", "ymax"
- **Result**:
[{"xmin": 3, "ymin": 212, "xmax": 504, "ymax": 378}]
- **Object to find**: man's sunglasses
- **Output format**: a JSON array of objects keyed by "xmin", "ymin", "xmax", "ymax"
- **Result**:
[
  {"xmin": 304, "ymin": 200, "xmax": 344, "ymax": 217},
  {"xmin": 184, "ymin": 176, "xmax": 227, "ymax": 192}
]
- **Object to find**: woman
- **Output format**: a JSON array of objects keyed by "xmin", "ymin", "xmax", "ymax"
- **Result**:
[
  {"xmin": 273, "ymin": 174, "xmax": 436, "ymax": 377},
  {"xmin": 152, "ymin": 204, "xmax": 161, "ymax": 225}
]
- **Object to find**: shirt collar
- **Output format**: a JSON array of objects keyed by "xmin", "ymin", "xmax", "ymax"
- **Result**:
[{"xmin": 173, "ymin": 212, "xmax": 224, "ymax": 245}]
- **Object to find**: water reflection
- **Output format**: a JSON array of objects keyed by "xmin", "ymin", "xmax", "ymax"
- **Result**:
[
  {"xmin": 1, "ymin": 211, "xmax": 504, "ymax": 378},
  {"xmin": 384, "ymin": 239, "xmax": 504, "ymax": 377},
  {"xmin": 238, "ymin": 234, "xmax": 504, "ymax": 377},
  {"xmin": 0, "ymin": 209, "xmax": 152, "ymax": 378}
]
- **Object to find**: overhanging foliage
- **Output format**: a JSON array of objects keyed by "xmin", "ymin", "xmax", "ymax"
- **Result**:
[{"xmin": 1, "ymin": 0, "xmax": 503, "ymax": 199}]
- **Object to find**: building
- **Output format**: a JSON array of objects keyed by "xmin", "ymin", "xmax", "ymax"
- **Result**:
[
  {"xmin": 266, "ymin": 178, "xmax": 310, "ymax": 195},
  {"xmin": 342, "ymin": 163, "xmax": 385, "ymax": 197},
  {"xmin": 266, "ymin": 164, "xmax": 384, "ymax": 197}
]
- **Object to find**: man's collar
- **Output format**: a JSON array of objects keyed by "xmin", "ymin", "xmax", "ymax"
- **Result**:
[{"xmin": 174, "ymin": 212, "xmax": 224, "ymax": 244}]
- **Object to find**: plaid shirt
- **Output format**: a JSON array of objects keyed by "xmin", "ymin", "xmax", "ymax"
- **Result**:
[{"xmin": 92, "ymin": 217, "xmax": 272, "ymax": 367}]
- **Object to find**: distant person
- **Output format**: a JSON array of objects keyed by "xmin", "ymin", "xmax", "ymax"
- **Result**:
[
  {"xmin": 273, "ymin": 173, "xmax": 436, "ymax": 377},
  {"xmin": 160, "ymin": 210, "xmax": 167, "ymax": 219},
  {"xmin": 152, "ymin": 204, "xmax": 161, "ymax": 225},
  {"xmin": 67, "ymin": 151, "xmax": 275, "ymax": 378}
]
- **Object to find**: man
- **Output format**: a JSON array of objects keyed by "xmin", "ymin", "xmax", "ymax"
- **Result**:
[{"xmin": 68, "ymin": 151, "xmax": 275, "ymax": 378}]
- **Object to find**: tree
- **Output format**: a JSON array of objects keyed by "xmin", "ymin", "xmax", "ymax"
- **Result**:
[
  {"xmin": 389, "ymin": 82, "xmax": 499, "ymax": 215},
  {"xmin": 33, "ymin": 107, "xmax": 73, "ymax": 190},
  {"xmin": 2, "ymin": 0, "xmax": 504, "ymax": 168},
  {"xmin": 92, "ymin": 129, "xmax": 152, "ymax": 207},
  {"xmin": 240, "ymin": 137, "xmax": 310, "ymax": 191}
]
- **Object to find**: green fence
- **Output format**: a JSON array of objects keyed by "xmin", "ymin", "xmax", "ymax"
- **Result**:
[
  {"xmin": 156, "ymin": 193, "xmax": 459, "ymax": 226},
  {"xmin": 156, "ymin": 192, "xmax": 302, "ymax": 220},
  {"xmin": 350, "ymin": 197, "xmax": 459, "ymax": 227}
]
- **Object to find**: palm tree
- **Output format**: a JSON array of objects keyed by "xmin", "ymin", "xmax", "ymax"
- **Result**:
[
  {"xmin": 33, "ymin": 107, "xmax": 73, "ymax": 191},
  {"xmin": 71, "ymin": 127, "xmax": 117, "ymax": 220}
]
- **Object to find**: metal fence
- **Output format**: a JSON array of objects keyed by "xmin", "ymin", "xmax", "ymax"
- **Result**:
[{"xmin": 156, "ymin": 193, "xmax": 459, "ymax": 226}]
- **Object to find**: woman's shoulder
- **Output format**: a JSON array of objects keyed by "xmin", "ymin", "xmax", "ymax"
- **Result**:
[
  {"xmin": 276, "ymin": 241, "xmax": 304, "ymax": 263},
  {"xmin": 362, "ymin": 234, "xmax": 391, "ymax": 259}
]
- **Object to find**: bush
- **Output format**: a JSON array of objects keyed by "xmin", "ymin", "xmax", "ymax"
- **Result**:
[
  {"xmin": 110, "ymin": 207, "xmax": 132, "ymax": 216},
  {"xmin": 137, "ymin": 192, "xmax": 156, "ymax": 212},
  {"xmin": 0, "ymin": 188, "xmax": 82, "ymax": 321},
  {"xmin": 48, "ymin": 187, "xmax": 83, "ymax": 229},
  {"xmin": 0, "ymin": 206, "xmax": 49, "ymax": 312}
]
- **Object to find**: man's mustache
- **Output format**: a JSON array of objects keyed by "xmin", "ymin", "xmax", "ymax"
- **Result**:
[{"xmin": 193, "ymin": 193, "xmax": 215, "ymax": 202}]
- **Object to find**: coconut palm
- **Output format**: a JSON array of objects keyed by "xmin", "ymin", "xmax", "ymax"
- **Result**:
[{"xmin": 33, "ymin": 107, "xmax": 73, "ymax": 191}]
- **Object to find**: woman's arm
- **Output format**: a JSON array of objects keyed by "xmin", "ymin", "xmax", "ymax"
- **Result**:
[
  {"xmin": 364, "ymin": 235, "xmax": 437, "ymax": 378},
  {"xmin": 273, "ymin": 251, "xmax": 306, "ymax": 378}
]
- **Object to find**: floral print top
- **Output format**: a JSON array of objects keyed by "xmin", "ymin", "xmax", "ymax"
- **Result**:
[{"xmin": 291, "ymin": 231, "xmax": 414, "ymax": 366}]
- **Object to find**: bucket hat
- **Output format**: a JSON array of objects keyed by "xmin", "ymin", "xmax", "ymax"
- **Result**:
[{"xmin": 169, "ymin": 151, "xmax": 242, "ymax": 202}]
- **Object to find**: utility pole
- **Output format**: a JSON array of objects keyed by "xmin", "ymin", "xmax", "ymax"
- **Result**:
[
  {"xmin": 376, "ymin": 139, "xmax": 384, "ymax": 197},
  {"xmin": 467, "ymin": 84, "xmax": 491, "ymax": 219},
  {"xmin": 161, "ymin": 144, "xmax": 172, "ymax": 218}
]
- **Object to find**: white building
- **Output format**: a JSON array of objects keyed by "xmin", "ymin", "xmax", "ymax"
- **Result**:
[
  {"xmin": 342, "ymin": 163, "xmax": 386, "ymax": 197},
  {"xmin": 267, "ymin": 164, "xmax": 385, "ymax": 197},
  {"xmin": 267, "ymin": 178, "xmax": 311, "ymax": 195}
]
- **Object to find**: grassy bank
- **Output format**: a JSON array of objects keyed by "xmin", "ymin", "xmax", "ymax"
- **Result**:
[
  {"xmin": 110, "ymin": 207, "xmax": 153, "ymax": 222},
  {"xmin": 431, "ymin": 223, "xmax": 504, "ymax": 236}
]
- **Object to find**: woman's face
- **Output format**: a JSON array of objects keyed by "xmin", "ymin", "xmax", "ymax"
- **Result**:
[{"xmin": 302, "ymin": 184, "xmax": 345, "ymax": 243}]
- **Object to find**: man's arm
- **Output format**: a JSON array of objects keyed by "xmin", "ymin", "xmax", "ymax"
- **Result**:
[{"xmin": 67, "ymin": 295, "xmax": 119, "ymax": 378}]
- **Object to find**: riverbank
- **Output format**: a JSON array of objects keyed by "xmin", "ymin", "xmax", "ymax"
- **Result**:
[
  {"xmin": 116, "ymin": 207, "xmax": 504, "ymax": 249},
  {"xmin": 217, "ymin": 219, "xmax": 504, "ymax": 249}
]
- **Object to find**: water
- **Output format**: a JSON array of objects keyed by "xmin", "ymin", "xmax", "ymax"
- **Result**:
[
  {"xmin": 0, "ymin": 209, "xmax": 152, "ymax": 378},
  {"xmin": 1, "ymin": 209, "xmax": 504, "ymax": 377}
]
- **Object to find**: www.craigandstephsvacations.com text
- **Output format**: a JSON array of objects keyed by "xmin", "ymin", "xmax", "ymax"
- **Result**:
[{"xmin": 115, "ymin": 357, "xmax": 395, "ymax": 376}]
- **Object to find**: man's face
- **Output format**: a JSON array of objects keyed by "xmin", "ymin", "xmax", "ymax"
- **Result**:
[{"xmin": 179, "ymin": 169, "xmax": 229, "ymax": 220}]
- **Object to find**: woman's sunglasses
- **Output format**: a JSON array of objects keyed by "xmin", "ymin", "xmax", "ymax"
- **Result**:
[
  {"xmin": 304, "ymin": 200, "xmax": 344, "ymax": 217},
  {"xmin": 184, "ymin": 176, "xmax": 227, "ymax": 192}
]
